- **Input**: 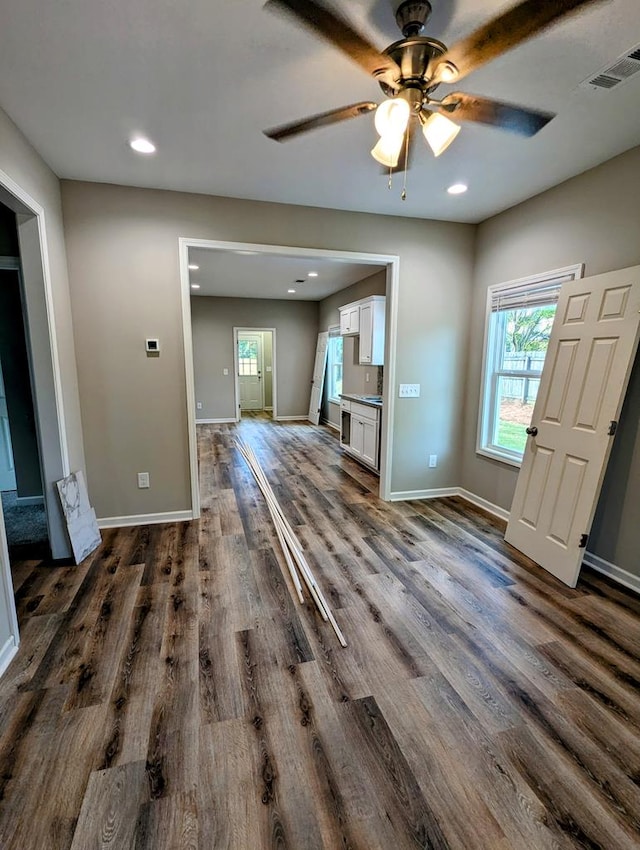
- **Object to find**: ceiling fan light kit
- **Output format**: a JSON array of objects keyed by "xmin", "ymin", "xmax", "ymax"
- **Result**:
[
  {"xmin": 264, "ymin": 0, "xmax": 606, "ymax": 196},
  {"xmin": 420, "ymin": 110, "xmax": 461, "ymax": 157}
]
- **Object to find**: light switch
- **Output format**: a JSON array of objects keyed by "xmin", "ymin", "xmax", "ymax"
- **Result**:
[
  {"xmin": 399, "ymin": 384, "xmax": 420, "ymax": 398},
  {"xmin": 223, "ymin": 368, "xmax": 229, "ymax": 375}
]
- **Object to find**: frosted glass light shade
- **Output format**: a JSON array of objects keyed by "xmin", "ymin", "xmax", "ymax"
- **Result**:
[
  {"xmin": 371, "ymin": 133, "xmax": 405, "ymax": 168},
  {"xmin": 374, "ymin": 98, "xmax": 410, "ymax": 137},
  {"xmin": 421, "ymin": 112, "xmax": 461, "ymax": 157}
]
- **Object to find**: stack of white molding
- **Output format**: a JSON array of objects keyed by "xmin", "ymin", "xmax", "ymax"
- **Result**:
[{"xmin": 235, "ymin": 438, "xmax": 347, "ymax": 648}]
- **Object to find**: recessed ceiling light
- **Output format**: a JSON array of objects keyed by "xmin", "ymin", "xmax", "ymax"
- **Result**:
[
  {"xmin": 191, "ymin": 284, "xmax": 200, "ymax": 290},
  {"xmin": 188, "ymin": 264, "xmax": 199, "ymax": 271},
  {"xmin": 129, "ymin": 137, "xmax": 156, "ymax": 155},
  {"xmin": 288, "ymin": 289, "xmax": 296, "ymax": 293},
  {"xmin": 308, "ymin": 271, "xmax": 319, "ymax": 277},
  {"xmin": 447, "ymin": 183, "xmax": 468, "ymax": 195}
]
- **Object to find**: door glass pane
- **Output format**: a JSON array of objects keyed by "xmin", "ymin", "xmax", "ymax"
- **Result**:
[{"xmin": 238, "ymin": 339, "xmax": 258, "ymax": 376}]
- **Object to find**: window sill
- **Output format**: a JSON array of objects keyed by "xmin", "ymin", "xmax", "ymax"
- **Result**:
[{"xmin": 476, "ymin": 446, "xmax": 522, "ymax": 469}]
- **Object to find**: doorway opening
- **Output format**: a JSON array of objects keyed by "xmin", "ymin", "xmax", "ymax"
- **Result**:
[
  {"xmin": 0, "ymin": 203, "xmax": 49, "ymax": 562},
  {"xmin": 180, "ymin": 238, "xmax": 400, "ymax": 520},
  {"xmin": 234, "ymin": 328, "xmax": 276, "ymax": 419},
  {"xmin": 0, "ymin": 257, "xmax": 49, "ymax": 561}
]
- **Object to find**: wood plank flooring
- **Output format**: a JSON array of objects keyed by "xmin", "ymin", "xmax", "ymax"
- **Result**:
[{"xmin": 1, "ymin": 415, "xmax": 639, "ymax": 849}]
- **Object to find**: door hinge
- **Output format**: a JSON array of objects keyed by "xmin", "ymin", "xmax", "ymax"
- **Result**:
[
  {"xmin": 579, "ymin": 533, "xmax": 589, "ymax": 549},
  {"xmin": 608, "ymin": 420, "xmax": 618, "ymax": 436}
]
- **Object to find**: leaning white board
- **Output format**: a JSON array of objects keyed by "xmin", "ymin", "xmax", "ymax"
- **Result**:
[
  {"xmin": 308, "ymin": 332, "xmax": 329, "ymax": 426},
  {"xmin": 57, "ymin": 470, "xmax": 101, "ymax": 564}
]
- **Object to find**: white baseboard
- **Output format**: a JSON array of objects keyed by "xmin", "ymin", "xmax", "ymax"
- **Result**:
[
  {"xmin": 388, "ymin": 486, "xmax": 510, "ymax": 522},
  {"xmin": 15, "ymin": 495, "xmax": 44, "ymax": 506},
  {"xmin": 275, "ymin": 415, "xmax": 309, "ymax": 422},
  {"xmin": 97, "ymin": 510, "xmax": 193, "ymax": 529},
  {"xmin": 0, "ymin": 635, "xmax": 19, "ymax": 680},
  {"xmin": 322, "ymin": 419, "xmax": 340, "ymax": 432},
  {"xmin": 583, "ymin": 552, "xmax": 640, "ymax": 594},
  {"xmin": 457, "ymin": 488, "xmax": 510, "ymax": 522},
  {"xmin": 196, "ymin": 418, "xmax": 237, "ymax": 424},
  {"xmin": 264, "ymin": 406, "xmax": 273, "ymax": 411},
  {"xmin": 389, "ymin": 487, "xmax": 459, "ymax": 502}
]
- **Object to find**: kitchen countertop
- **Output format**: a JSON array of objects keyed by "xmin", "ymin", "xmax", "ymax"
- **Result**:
[{"xmin": 340, "ymin": 393, "xmax": 383, "ymax": 408}]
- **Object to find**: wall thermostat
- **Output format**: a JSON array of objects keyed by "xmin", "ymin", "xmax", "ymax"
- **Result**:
[{"xmin": 146, "ymin": 338, "xmax": 160, "ymax": 354}]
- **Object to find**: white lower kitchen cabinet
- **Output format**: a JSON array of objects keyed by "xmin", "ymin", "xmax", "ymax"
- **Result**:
[{"xmin": 341, "ymin": 399, "xmax": 380, "ymax": 471}]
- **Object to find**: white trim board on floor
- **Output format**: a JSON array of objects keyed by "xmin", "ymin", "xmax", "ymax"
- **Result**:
[
  {"xmin": 97, "ymin": 510, "xmax": 193, "ymax": 529},
  {"xmin": 196, "ymin": 418, "xmax": 236, "ymax": 425},
  {"xmin": 275, "ymin": 415, "xmax": 309, "ymax": 422}
]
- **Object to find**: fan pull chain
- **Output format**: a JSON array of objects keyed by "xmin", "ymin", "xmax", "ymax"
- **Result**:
[
  {"xmin": 388, "ymin": 166, "xmax": 393, "ymax": 190},
  {"xmin": 401, "ymin": 123, "xmax": 410, "ymax": 201}
]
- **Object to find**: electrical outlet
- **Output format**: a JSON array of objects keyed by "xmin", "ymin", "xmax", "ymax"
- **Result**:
[
  {"xmin": 429, "ymin": 454, "xmax": 437, "ymax": 468},
  {"xmin": 196, "ymin": 402, "xmax": 203, "ymax": 410},
  {"xmin": 223, "ymin": 368, "xmax": 229, "ymax": 375},
  {"xmin": 137, "ymin": 472, "xmax": 150, "ymax": 489},
  {"xmin": 399, "ymin": 384, "xmax": 420, "ymax": 398},
  {"xmin": 365, "ymin": 371, "xmax": 370, "ymax": 383}
]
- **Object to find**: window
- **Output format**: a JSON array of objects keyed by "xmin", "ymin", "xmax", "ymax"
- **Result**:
[
  {"xmin": 327, "ymin": 328, "xmax": 343, "ymax": 403},
  {"xmin": 238, "ymin": 339, "xmax": 258, "ymax": 376},
  {"xmin": 478, "ymin": 265, "xmax": 583, "ymax": 466}
]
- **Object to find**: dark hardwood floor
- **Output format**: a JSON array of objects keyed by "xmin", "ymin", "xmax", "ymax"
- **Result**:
[{"xmin": 1, "ymin": 417, "xmax": 639, "ymax": 849}]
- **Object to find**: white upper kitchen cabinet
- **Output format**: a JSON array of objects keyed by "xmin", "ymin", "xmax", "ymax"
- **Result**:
[
  {"xmin": 358, "ymin": 296, "xmax": 386, "ymax": 366},
  {"xmin": 339, "ymin": 303, "xmax": 360, "ymax": 336}
]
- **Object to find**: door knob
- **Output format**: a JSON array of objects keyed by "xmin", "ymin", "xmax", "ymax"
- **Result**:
[{"xmin": 526, "ymin": 426, "xmax": 538, "ymax": 437}]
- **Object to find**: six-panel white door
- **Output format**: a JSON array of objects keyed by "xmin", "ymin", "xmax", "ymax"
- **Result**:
[
  {"xmin": 308, "ymin": 332, "xmax": 328, "ymax": 426},
  {"xmin": 505, "ymin": 265, "xmax": 640, "ymax": 587}
]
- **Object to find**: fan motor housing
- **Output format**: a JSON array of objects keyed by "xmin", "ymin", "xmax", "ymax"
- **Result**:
[{"xmin": 379, "ymin": 36, "xmax": 447, "ymax": 98}]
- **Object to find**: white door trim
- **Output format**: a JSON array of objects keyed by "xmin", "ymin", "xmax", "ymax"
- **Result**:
[
  {"xmin": 179, "ymin": 238, "xmax": 400, "ymax": 517},
  {"xmin": 0, "ymin": 170, "xmax": 70, "ymax": 476},
  {"xmin": 233, "ymin": 327, "xmax": 276, "ymax": 417},
  {"xmin": 0, "ymin": 165, "xmax": 76, "ymax": 660}
]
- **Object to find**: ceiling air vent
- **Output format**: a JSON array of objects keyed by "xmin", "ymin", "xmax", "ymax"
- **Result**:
[{"xmin": 580, "ymin": 42, "xmax": 640, "ymax": 91}]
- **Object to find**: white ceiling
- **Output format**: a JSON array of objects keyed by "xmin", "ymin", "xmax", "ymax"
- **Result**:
[
  {"xmin": 188, "ymin": 247, "xmax": 383, "ymax": 300},
  {"xmin": 0, "ymin": 0, "xmax": 639, "ymax": 223}
]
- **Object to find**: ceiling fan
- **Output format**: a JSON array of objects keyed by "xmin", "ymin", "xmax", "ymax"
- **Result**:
[{"xmin": 263, "ymin": 0, "xmax": 607, "ymax": 181}]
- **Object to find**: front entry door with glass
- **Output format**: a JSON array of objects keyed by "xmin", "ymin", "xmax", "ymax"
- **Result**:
[{"xmin": 238, "ymin": 332, "xmax": 264, "ymax": 412}]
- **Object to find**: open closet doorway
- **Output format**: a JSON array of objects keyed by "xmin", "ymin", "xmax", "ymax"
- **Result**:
[
  {"xmin": 0, "ymin": 208, "xmax": 49, "ymax": 561},
  {"xmin": 234, "ymin": 328, "xmax": 276, "ymax": 419}
]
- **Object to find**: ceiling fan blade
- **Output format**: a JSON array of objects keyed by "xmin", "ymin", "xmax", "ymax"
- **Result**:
[
  {"xmin": 265, "ymin": 0, "xmax": 401, "ymax": 88},
  {"xmin": 264, "ymin": 101, "xmax": 377, "ymax": 142},
  {"xmin": 431, "ymin": 0, "xmax": 608, "ymax": 84},
  {"xmin": 439, "ymin": 92, "xmax": 554, "ymax": 136}
]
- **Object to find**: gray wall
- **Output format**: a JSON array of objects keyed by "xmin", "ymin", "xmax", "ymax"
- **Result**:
[
  {"xmin": 318, "ymin": 269, "xmax": 387, "ymax": 428},
  {"xmin": 463, "ymin": 145, "xmax": 640, "ymax": 576},
  {"xmin": 61, "ymin": 179, "xmax": 475, "ymax": 515},
  {"xmin": 191, "ymin": 297, "xmax": 318, "ymax": 420}
]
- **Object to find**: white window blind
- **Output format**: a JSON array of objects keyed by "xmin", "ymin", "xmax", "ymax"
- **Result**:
[{"xmin": 490, "ymin": 274, "xmax": 574, "ymax": 312}]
